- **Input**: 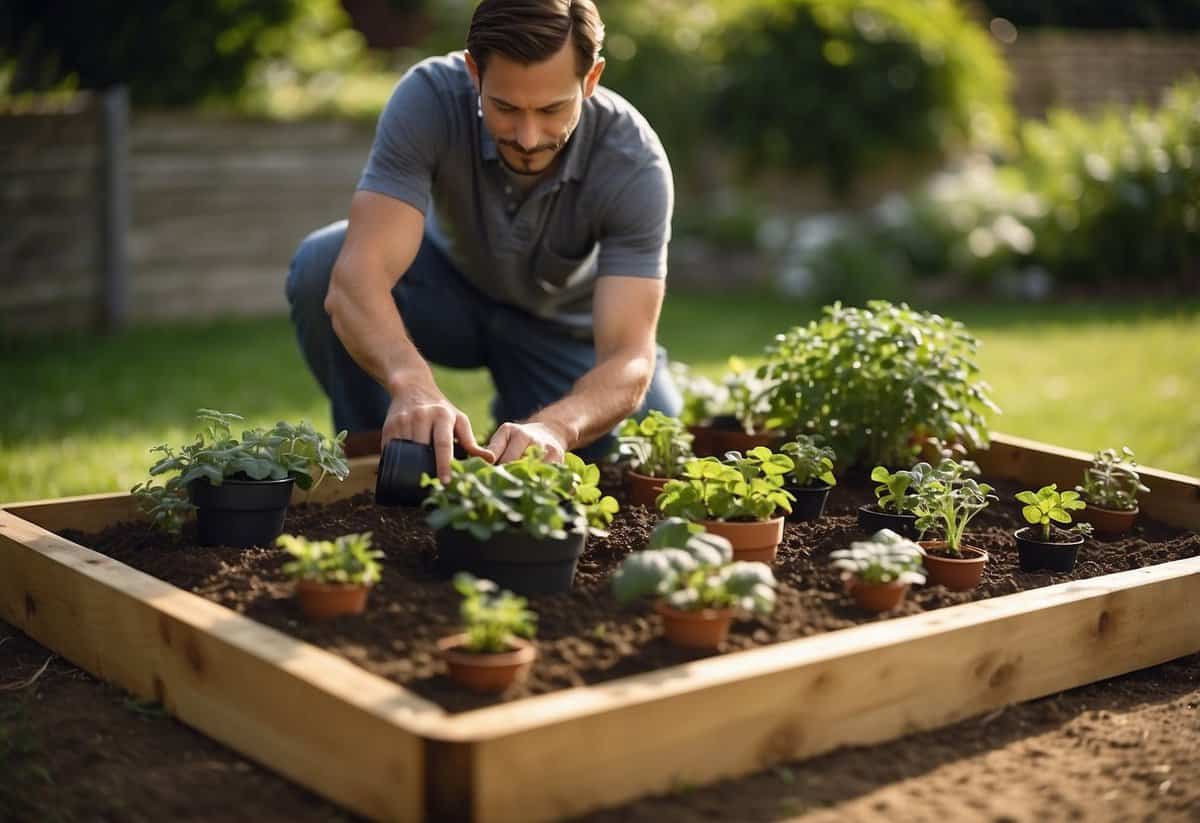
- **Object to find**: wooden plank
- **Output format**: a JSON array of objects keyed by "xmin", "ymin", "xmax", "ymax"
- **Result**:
[
  {"xmin": 0, "ymin": 510, "xmax": 441, "ymax": 822},
  {"xmin": 443, "ymin": 556, "xmax": 1200, "ymax": 822},
  {"xmin": 977, "ymin": 432, "xmax": 1200, "ymax": 530}
]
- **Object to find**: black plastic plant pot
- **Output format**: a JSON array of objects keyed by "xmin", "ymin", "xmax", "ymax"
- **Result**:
[
  {"xmin": 1014, "ymin": 526, "xmax": 1084, "ymax": 573},
  {"xmin": 375, "ymin": 438, "xmax": 438, "ymax": 507},
  {"xmin": 434, "ymin": 528, "xmax": 587, "ymax": 596},
  {"xmin": 856, "ymin": 504, "xmax": 920, "ymax": 539},
  {"xmin": 188, "ymin": 476, "xmax": 294, "ymax": 548},
  {"xmin": 784, "ymin": 483, "xmax": 832, "ymax": 522}
]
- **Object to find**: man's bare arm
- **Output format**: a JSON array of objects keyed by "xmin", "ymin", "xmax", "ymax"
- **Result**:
[
  {"xmin": 488, "ymin": 276, "xmax": 664, "ymax": 462},
  {"xmin": 324, "ymin": 190, "xmax": 491, "ymax": 477}
]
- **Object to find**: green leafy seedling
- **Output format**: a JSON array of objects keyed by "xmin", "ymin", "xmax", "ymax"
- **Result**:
[{"xmin": 1016, "ymin": 484, "xmax": 1092, "ymax": 542}]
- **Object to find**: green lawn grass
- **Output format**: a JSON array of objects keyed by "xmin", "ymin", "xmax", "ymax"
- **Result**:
[{"xmin": 2, "ymin": 293, "xmax": 1196, "ymax": 504}]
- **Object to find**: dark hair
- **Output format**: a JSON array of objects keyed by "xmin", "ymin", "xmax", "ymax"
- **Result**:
[{"xmin": 467, "ymin": 0, "xmax": 604, "ymax": 78}]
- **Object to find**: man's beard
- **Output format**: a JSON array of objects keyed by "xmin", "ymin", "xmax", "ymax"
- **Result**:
[{"xmin": 496, "ymin": 129, "xmax": 573, "ymax": 175}]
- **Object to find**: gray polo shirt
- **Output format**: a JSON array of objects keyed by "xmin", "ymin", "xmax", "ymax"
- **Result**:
[{"xmin": 357, "ymin": 52, "xmax": 673, "ymax": 330}]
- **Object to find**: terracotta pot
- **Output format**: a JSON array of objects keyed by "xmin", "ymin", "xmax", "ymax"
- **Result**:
[
  {"xmin": 654, "ymin": 602, "xmax": 735, "ymax": 650},
  {"xmin": 1014, "ymin": 526, "xmax": 1084, "ymax": 573},
  {"xmin": 627, "ymin": 469, "xmax": 670, "ymax": 509},
  {"xmin": 856, "ymin": 504, "xmax": 920, "ymax": 539},
  {"xmin": 1083, "ymin": 504, "xmax": 1138, "ymax": 536},
  {"xmin": 687, "ymin": 425, "xmax": 713, "ymax": 459},
  {"xmin": 848, "ymin": 578, "xmax": 910, "ymax": 613},
  {"xmin": 701, "ymin": 516, "xmax": 786, "ymax": 564},
  {"xmin": 689, "ymin": 416, "xmax": 780, "ymax": 458},
  {"xmin": 437, "ymin": 634, "xmax": 537, "ymax": 693},
  {"xmin": 295, "ymin": 580, "xmax": 371, "ymax": 620},
  {"xmin": 919, "ymin": 540, "xmax": 988, "ymax": 592}
]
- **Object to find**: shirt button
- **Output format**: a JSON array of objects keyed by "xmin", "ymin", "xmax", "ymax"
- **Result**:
[{"xmin": 504, "ymin": 185, "xmax": 513, "ymax": 194}]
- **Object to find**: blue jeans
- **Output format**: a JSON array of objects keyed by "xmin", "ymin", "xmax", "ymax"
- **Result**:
[{"xmin": 285, "ymin": 220, "xmax": 682, "ymax": 461}]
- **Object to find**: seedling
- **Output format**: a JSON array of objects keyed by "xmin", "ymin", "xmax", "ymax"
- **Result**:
[
  {"xmin": 779, "ymin": 434, "xmax": 837, "ymax": 488},
  {"xmin": 617, "ymin": 410, "xmax": 695, "ymax": 479},
  {"xmin": 278, "ymin": 532, "xmax": 382, "ymax": 585},
  {"xmin": 132, "ymin": 409, "xmax": 348, "ymax": 533},
  {"xmin": 656, "ymin": 449, "xmax": 795, "ymax": 522},
  {"xmin": 1076, "ymin": 446, "xmax": 1150, "ymax": 512},
  {"xmin": 612, "ymin": 518, "xmax": 777, "ymax": 613},
  {"xmin": 869, "ymin": 462, "xmax": 937, "ymax": 514},
  {"xmin": 453, "ymin": 573, "xmax": 537, "ymax": 654},
  {"xmin": 1016, "ymin": 484, "xmax": 1093, "ymax": 542},
  {"xmin": 913, "ymin": 458, "xmax": 997, "ymax": 555},
  {"xmin": 831, "ymin": 529, "xmax": 926, "ymax": 585}
]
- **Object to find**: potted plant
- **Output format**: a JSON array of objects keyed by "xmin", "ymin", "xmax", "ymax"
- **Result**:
[
  {"xmin": 673, "ymin": 358, "xmax": 781, "ymax": 456},
  {"xmin": 1076, "ymin": 446, "xmax": 1151, "ymax": 536},
  {"xmin": 277, "ymin": 532, "xmax": 383, "ymax": 619},
  {"xmin": 131, "ymin": 409, "xmax": 349, "ymax": 547},
  {"xmin": 420, "ymin": 448, "xmax": 619, "ymax": 595},
  {"xmin": 778, "ymin": 434, "xmax": 837, "ymax": 521},
  {"xmin": 830, "ymin": 528, "xmax": 926, "ymax": 613},
  {"xmin": 858, "ymin": 463, "xmax": 936, "ymax": 538},
  {"xmin": 612, "ymin": 518, "xmax": 777, "ymax": 649},
  {"xmin": 1014, "ymin": 485, "xmax": 1095, "ymax": 573},
  {"xmin": 912, "ymin": 458, "xmax": 997, "ymax": 591},
  {"xmin": 656, "ymin": 448, "xmax": 794, "ymax": 564},
  {"xmin": 437, "ymin": 573, "xmax": 538, "ymax": 693},
  {"xmin": 617, "ymin": 410, "xmax": 695, "ymax": 508}
]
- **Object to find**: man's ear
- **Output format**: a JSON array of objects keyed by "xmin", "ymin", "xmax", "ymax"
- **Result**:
[
  {"xmin": 583, "ymin": 57, "xmax": 605, "ymax": 98},
  {"xmin": 464, "ymin": 50, "xmax": 482, "ymax": 95}
]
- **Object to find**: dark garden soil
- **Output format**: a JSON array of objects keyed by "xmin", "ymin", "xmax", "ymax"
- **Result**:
[
  {"xmin": 56, "ymin": 467, "xmax": 1199, "ymax": 715},
  {"xmin": 3, "ymin": 625, "xmax": 1198, "ymax": 822}
]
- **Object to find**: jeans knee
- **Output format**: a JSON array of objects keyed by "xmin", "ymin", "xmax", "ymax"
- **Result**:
[{"xmin": 286, "ymin": 221, "xmax": 346, "ymax": 314}]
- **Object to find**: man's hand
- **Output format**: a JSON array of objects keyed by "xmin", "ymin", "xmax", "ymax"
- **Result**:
[
  {"xmin": 487, "ymin": 420, "xmax": 571, "ymax": 464},
  {"xmin": 382, "ymin": 374, "xmax": 493, "ymax": 481}
]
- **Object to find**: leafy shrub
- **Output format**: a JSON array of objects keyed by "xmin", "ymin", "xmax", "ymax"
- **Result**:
[
  {"xmin": 831, "ymin": 528, "xmax": 926, "ymax": 585},
  {"xmin": 657, "ymin": 449, "xmax": 795, "ymax": 522},
  {"xmin": 617, "ymin": 411, "xmax": 694, "ymax": 479},
  {"xmin": 1016, "ymin": 485, "xmax": 1092, "ymax": 541},
  {"xmin": 611, "ymin": 518, "xmax": 777, "ymax": 613},
  {"xmin": 757, "ymin": 301, "xmax": 1000, "ymax": 468},
  {"xmin": 132, "ymin": 409, "xmax": 349, "ymax": 533},
  {"xmin": 1076, "ymin": 447, "xmax": 1151, "ymax": 512},
  {"xmin": 420, "ymin": 448, "xmax": 619, "ymax": 541},
  {"xmin": 453, "ymin": 573, "xmax": 537, "ymax": 654},
  {"xmin": 278, "ymin": 532, "xmax": 383, "ymax": 585}
]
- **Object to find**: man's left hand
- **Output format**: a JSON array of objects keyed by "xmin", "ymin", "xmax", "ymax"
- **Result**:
[{"xmin": 487, "ymin": 420, "xmax": 571, "ymax": 463}]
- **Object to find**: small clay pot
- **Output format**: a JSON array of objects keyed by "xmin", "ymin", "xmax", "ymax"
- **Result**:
[
  {"xmin": 919, "ymin": 540, "xmax": 988, "ymax": 592},
  {"xmin": 784, "ymin": 483, "xmax": 832, "ymax": 522},
  {"xmin": 1083, "ymin": 504, "xmax": 1138, "ymax": 536},
  {"xmin": 700, "ymin": 516, "xmax": 786, "ymax": 564},
  {"xmin": 654, "ymin": 602, "xmax": 735, "ymax": 650},
  {"xmin": 1014, "ymin": 526, "xmax": 1084, "ymax": 573},
  {"xmin": 294, "ymin": 580, "xmax": 372, "ymax": 620},
  {"xmin": 437, "ymin": 634, "xmax": 537, "ymax": 693},
  {"xmin": 691, "ymin": 415, "xmax": 779, "ymax": 458},
  {"xmin": 627, "ymin": 469, "xmax": 670, "ymax": 509},
  {"xmin": 848, "ymin": 578, "xmax": 910, "ymax": 613},
  {"xmin": 856, "ymin": 504, "xmax": 920, "ymax": 539}
]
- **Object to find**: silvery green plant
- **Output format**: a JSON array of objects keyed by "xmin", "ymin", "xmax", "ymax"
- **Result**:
[
  {"xmin": 1076, "ymin": 447, "xmax": 1150, "ymax": 512},
  {"xmin": 779, "ymin": 434, "xmax": 837, "ymax": 488},
  {"xmin": 420, "ymin": 448, "xmax": 619, "ymax": 542},
  {"xmin": 913, "ymin": 458, "xmax": 998, "ymax": 555},
  {"xmin": 831, "ymin": 529, "xmax": 926, "ymax": 586},
  {"xmin": 612, "ymin": 518, "xmax": 777, "ymax": 613},
  {"xmin": 453, "ymin": 573, "xmax": 537, "ymax": 654},
  {"xmin": 132, "ymin": 409, "xmax": 349, "ymax": 533},
  {"xmin": 656, "ymin": 449, "xmax": 795, "ymax": 522},
  {"xmin": 670, "ymin": 357, "xmax": 775, "ymax": 433},
  {"xmin": 869, "ymin": 461, "xmax": 938, "ymax": 514},
  {"xmin": 617, "ymin": 410, "xmax": 695, "ymax": 479},
  {"xmin": 756, "ymin": 301, "xmax": 1000, "ymax": 468},
  {"xmin": 1016, "ymin": 484, "xmax": 1093, "ymax": 542},
  {"xmin": 278, "ymin": 532, "xmax": 383, "ymax": 586}
]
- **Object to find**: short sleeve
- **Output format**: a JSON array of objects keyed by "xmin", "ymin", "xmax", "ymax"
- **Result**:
[
  {"xmin": 595, "ymin": 157, "xmax": 674, "ymax": 279},
  {"xmin": 356, "ymin": 66, "xmax": 449, "ymax": 214}
]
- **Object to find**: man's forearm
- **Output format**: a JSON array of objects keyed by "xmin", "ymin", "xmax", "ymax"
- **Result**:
[{"xmin": 527, "ymin": 346, "xmax": 656, "ymax": 450}]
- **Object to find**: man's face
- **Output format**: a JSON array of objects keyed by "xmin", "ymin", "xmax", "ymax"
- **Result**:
[{"xmin": 466, "ymin": 41, "xmax": 604, "ymax": 176}]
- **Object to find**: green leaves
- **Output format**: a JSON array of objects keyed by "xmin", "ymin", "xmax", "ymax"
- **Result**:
[
  {"xmin": 1076, "ymin": 446, "xmax": 1150, "ymax": 512},
  {"xmin": 453, "ymin": 573, "xmax": 537, "ymax": 654},
  {"xmin": 612, "ymin": 521, "xmax": 776, "ymax": 615},
  {"xmin": 657, "ymin": 452, "xmax": 796, "ymax": 523},
  {"xmin": 1017, "ymin": 484, "xmax": 1087, "ymax": 541},
  {"xmin": 779, "ymin": 435, "xmax": 838, "ymax": 488},
  {"xmin": 617, "ymin": 411, "xmax": 695, "ymax": 479},
  {"xmin": 421, "ymin": 448, "xmax": 619, "ymax": 542},
  {"xmin": 133, "ymin": 409, "xmax": 349, "ymax": 533},
  {"xmin": 831, "ymin": 528, "xmax": 926, "ymax": 586},
  {"xmin": 911, "ymin": 458, "xmax": 997, "ymax": 554},
  {"xmin": 278, "ymin": 532, "xmax": 382, "ymax": 586}
]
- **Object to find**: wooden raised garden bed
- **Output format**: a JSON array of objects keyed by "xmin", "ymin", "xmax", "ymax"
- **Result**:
[{"xmin": 2, "ymin": 432, "xmax": 1198, "ymax": 822}]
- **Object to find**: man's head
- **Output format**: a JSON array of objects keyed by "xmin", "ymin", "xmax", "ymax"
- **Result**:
[{"xmin": 465, "ymin": 0, "xmax": 606, "ymax": 176}]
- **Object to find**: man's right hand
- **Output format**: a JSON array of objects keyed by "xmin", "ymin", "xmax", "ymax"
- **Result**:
[{"xmin": 382, "ymin": 376, "xmax": 494, "ymax": 482}]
